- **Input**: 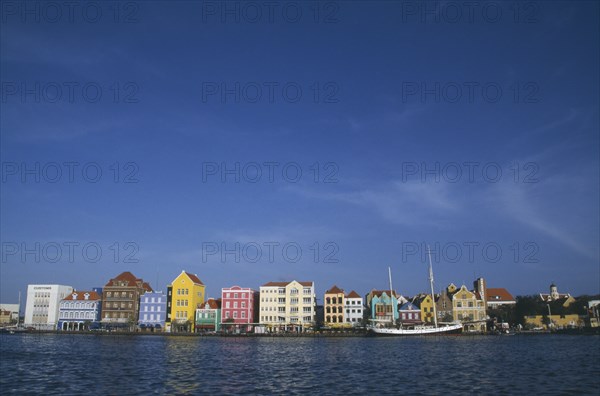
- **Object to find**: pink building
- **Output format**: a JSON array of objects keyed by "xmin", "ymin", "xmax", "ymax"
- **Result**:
[{"xmin": 221, "ymin": 286, "xmax": 258, "ymax": 329}]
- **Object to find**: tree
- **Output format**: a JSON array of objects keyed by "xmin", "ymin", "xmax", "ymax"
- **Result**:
[
  {"xmin": 515, "ymin": 295, "xmax": 545, "ymax": 325},
  {"xmin": 127, "ymin": 315, "xmax": 137, "ymax": 332},
  {"xmin": 83, "ymin": 320, "xmax": 92, "ymax": 331}
]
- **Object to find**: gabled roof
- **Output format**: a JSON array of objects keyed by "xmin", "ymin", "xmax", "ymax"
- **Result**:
[
  {"xmin": 173, "ymin": 271, "xmax": 204, "ymax": 285},
  {"xmin": 326, "ymin": 285, "xmax": 344, "ymax": 294},
  {"xmin": 399, "ymin": 302, "xmax": 420, "ymax": 311},
  {"xmin": 204, "ymin": 298, "xmax": 221, "ymax": 310},
  {"xmin": 105, "ymin": 271, "xmax": 145, "ymax": 288},
  {"xmin": 185, "ymin": 272, "xmax": 204, "ymax": 285},
  {"xmin": 262, "ymin": 281, "xmax": 313, "ymax": 287},
  {"xmin": 486, "ymin": 288, "xmax": 515, "ymax": 302},
  {"xmin": 346, "ymin": 290, "xmax": 361, "ymax": 299},
  {"xmin": 63, "ymin": 291, "xmax": 102, "ymax": 301},
  {"xmin": 413, "ymin": 294, "xmax": 433, "ymax": 303},
  {"xmin": 370, "ymin": 290, "xmax": 401, "ymax": 298}
]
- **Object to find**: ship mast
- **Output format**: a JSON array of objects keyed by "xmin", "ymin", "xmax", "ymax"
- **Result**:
[
  {"xmin": 428, "ymin": 246, "xmax": 438, "ymax": 328},
  {"xmin": 388, "ymin": 266, "xmax": 394, "ymax": 325},
  {"xmin": 17, "ymin": 290, "xmax": 21, "ymax": 327}
]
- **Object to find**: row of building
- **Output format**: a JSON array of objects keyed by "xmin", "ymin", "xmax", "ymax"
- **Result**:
[{"xmin": 13, "ymin": 270, "xmax": 590, "ymax": 332}]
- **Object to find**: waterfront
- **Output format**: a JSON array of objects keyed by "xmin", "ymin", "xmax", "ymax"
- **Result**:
[{"xmin": 1, "ymin": 334, "xmax": 598, "ymax": 395}]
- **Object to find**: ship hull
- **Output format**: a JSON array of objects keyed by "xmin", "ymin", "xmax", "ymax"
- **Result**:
[{"xmin": 368, "ymin": 323, "xmax": 463, "ymax": 336}]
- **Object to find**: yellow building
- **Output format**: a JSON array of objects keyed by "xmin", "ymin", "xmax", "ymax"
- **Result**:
[
  {"xmin": 415, "ymin": 294, "xmax": 435, "ymax": 324},
  {"xmin": 525, "ymin": 314, "xmax": 583, "ymax": 329},
  {"xmin": 324, "ymin": 285, "xmax": 349, "ymax": 328},
  {"xmin": 166, "ymin": 271, "xmax": 205, "ymax": 332},
  {"xmin": 452, "ymin": 285, "xmax": 486, "ymax": 332}
]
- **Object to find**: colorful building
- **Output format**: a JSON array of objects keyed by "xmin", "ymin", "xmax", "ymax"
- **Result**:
[
  {"xmin": 166, "ymin": 271, "xmax": 205, "ymax": 332},
  {"xmin": 415, "ymin": 294, "xmax": 435, "ymax": 324},
  {"xmin": 435, "ymin": 284, "xmax": 456, "ymax": 322},
  {"xmin": 259, "ymin": 280, "xmax": 316, "ymax": 332},
  {"xmin": 452, "ymin": 285, "xmax": 486, "ymax": 332},
  {"xmin": 101, "ymin": 272, "xmax": 152, "ymax": 330},
  {"xmin": 0, "ymin": 304, "xmax": 20, "ymax": 323},
  {"xmin": 344, "ymin": 291, "xmax": 364, "ymax": 327},
  {"xmin": 58, "ymin": 289, "xmax": 102, "ymax": 331},
  {"xmin": 398, "ymin": 301, "xmax": 421, "ymax": 325},
  {"xmin": 324, "ymin": 285, "xmax": 347, "ymax": 328},
  {"xmin": 366, "ymin": 290, "xmax": 405, "ymax": 325},
  {"xmin": 24, "ymin": 284, "xmax": 74, "ymax": 330},
  {"xmin": 196, "ymin": 298, "xmax": 221, "ymax": 332},
  {"xmin": 221, "ymin": 286, "xmax": 258, "ymax": 331},
  {"xmin": 473, "ymin": 277, "xmax": 516, "ymax": 308},
  {"xmin": 0, "ymin": 309, "xmax": 13, "ymax": 324},
  {"xmin": 525, "ymin": 314, "xmax": 584, "ymax": 329},
  {"xmin": 138, "ymin": 291, "xmax": 167, "ymax": 332}
]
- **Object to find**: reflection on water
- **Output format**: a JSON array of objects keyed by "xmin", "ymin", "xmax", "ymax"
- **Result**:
[{"xmin": 1, "ymin": 334, "xmax": 599, "ymax": 395}]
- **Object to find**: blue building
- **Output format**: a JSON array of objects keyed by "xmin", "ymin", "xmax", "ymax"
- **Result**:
[
  {"xmin": 398, "ymin": 302, "xmax": 422, "ymax": 324},
  {"xmin": 58, "ymin": 288, "xmax": 103, "ymax": 331},
  {"xmin": 367, "ymin": 290, "xmax": 406, "ymax": 325},
  {"xmin": 138, "ymin": 291, "xmax": 167, "ymax": 331}
]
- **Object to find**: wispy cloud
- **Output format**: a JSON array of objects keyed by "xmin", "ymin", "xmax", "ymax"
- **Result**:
[{"xmin": 288, "ymin": 180, "xmax": 461, "ymax": 227}]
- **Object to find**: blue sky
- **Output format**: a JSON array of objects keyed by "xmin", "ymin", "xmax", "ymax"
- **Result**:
[{"xmin": 1, "ymin": 1, "xmax": 599, "ymax": 305}]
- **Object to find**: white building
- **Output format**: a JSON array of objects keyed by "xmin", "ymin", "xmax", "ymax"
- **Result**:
[
  {"xmin": 259, "ymin": 280, "xmax": 316, "ymax": 332},
  {"xmin": 58, "ymin": 289, "xmax": 102, "ymax": 331},
  {"xmin": 24, "ymin": 284, "xmax": 73, "ymax": 330},
  {"xmin": 344, "ymin": 290, "xmax": 364, "ymax": 326}
]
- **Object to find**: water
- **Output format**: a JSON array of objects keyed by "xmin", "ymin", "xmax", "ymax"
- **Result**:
[{"xmin": 1, "ymin": 334, "xmax": 599, "ymax": 395}]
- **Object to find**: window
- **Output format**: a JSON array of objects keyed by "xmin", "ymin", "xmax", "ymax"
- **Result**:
[
  {"xmin": 242, "ymin": 293, "xmax": 246, "ymax": 298},
  {"xmin": 234, "ymin": 293, "xmax": 238, "ymax": 298},
  {"xmin": 241, "ymin": 311, "xmax": 246, "ymax": 319},
  {"xmin": 225, "ymin": 302, "xmax": 230, "ymax": 308},
  {"xmin": 233, "ymin": 312, "xmax": 238, "ymax": 319},
  {"xmin": 234, "ymin": 302, "xmax": 238, "ymax": 308},
  {"xmin": 241, "ymin": 302, "xmax": 246, "ymax": 308}
]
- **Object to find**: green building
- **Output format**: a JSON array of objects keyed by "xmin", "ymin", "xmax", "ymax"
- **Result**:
[{"xmin": 195, "ymin": 298, "xmax": 221, "ymax": 332}]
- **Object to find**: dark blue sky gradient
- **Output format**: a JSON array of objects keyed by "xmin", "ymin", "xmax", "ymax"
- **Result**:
[{"xmin": 1, "ymin": 1, "xmax": 598, "ymax": 303}]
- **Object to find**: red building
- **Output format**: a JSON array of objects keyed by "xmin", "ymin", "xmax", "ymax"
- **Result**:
[{"xmin": 221, "ymin": 286, "xmax": 258, "ymax": 331}]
